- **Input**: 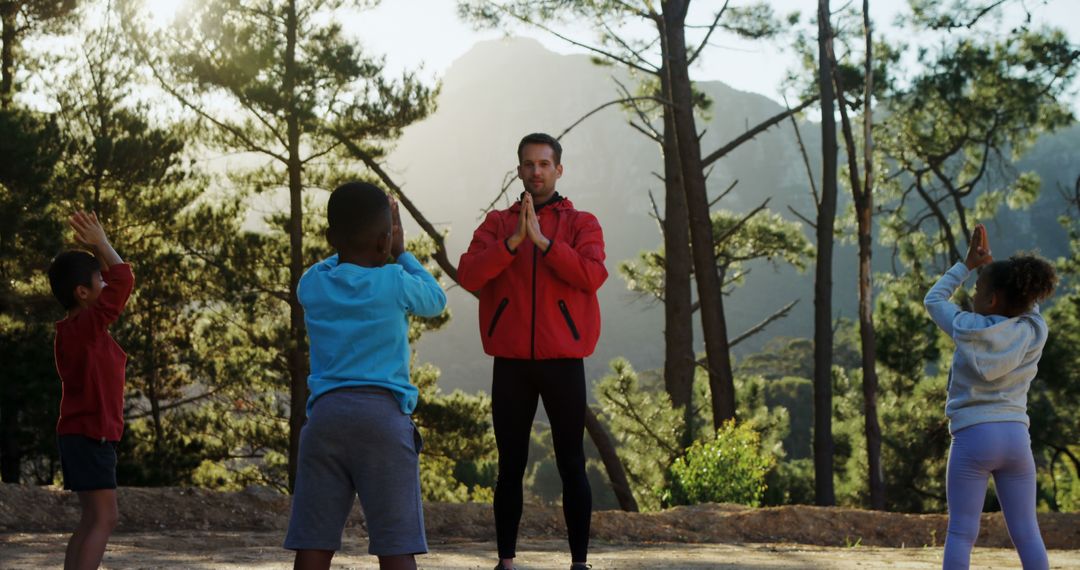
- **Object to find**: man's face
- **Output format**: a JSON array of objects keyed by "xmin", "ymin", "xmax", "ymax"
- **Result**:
[{"xmin": 517, "ymin": 143, "xmax": 562, "ymax": 201}]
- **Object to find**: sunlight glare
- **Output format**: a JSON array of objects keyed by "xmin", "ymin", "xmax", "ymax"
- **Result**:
[{"xmin": 146, "ymin": 0, "xmax": 189, "ymax": 31}]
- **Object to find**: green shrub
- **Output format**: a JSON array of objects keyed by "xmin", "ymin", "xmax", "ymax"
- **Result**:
[{"xmin": 667, "ymin": 420, "xmax": 776, "ymax": 507}]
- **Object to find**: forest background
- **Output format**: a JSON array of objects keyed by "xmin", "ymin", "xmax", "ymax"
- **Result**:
[{"xmin": 2, "ymin": 0, "xmax": 1079, "ymax": 516}]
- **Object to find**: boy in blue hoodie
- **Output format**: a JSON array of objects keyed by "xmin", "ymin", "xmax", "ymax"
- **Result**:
[
  {"xmin": 284, "ymin": 182, "xmax": 446, "ymax": 570},
  {"xmin": 924, "ymin": 224, "xmax": 1057, "ymax": 570}
]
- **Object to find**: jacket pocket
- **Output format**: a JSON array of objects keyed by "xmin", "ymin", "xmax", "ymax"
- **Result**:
[
  {"xmin": 558, "ymin": 300, "xmax": 580, "ymax": 341},
  {"xmin": 487, "ymin": 297, "xmax": 510, "ymax": 337}
]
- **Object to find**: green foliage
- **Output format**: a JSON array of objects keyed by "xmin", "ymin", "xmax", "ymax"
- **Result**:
[
  {"xmin": 0, "ymin": 314, "xmax": 64, "ymax": 483},
  {"xmin": 0, "ymin": 0, "xmax": 81, "ymax": 105},
  {"xmin": 404, "ymin": 235, "xmax": 492, "ymax": 503},
  {"xmin": 412, "ymin": 369, "xmax": 497, "ymax": 503},
  {"xmin": 0, "ymin": 106, "xmax": 67, "ymax": 482},
  {"xmin": 764, "ymin": 457, "xmax": 815, "ymax": 506},
  {"xmin": 762, "ymin": 376, "xmax": 812, "ymax": 461},
  {"xmin": 621, "ymin": 208, "xmax": 813, "ymax": 302},
  {"xmin": 667, "ymin": 420, "xmax": 776, "ymax": 507},
  {"xmin": 872, "ymin": 273, "xmax": 942, "ymax": 387},
  {"xmin": 1027, "ymin": 205, "xmax": 1080, "ymax": 511},
  {"xmin": 595, "ymin": 358, "xmax": 684, "ymax": 511},
  {"xmin": 116, "ymin": 0, "xmax": 440, "ymax": 488},
  {"xmin": 876, "ymin": 27, "xmax": 1077, "ymax": 266},
  {"xmin": 858, "ymin": 15, "xmax": 1080, "ymax": 512},
  {"xmin": 736, "ymin": 337, "xmax": 816, "ymax": 381},
  {"xmin": 908, "ymin": 0, "xmax": 1032, "ymax": 31},
  {"xmin": 1, "ymin": 0, "xmax": 1077, "ymax": 517},
  {"xmin": 595, "ymin": 356, "xmax": 800, "ymax": 510}
]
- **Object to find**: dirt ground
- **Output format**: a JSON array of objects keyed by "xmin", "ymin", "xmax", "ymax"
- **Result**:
[
  {"xmin": 2, "ymin": 485, "xmax": 1079, "ymax": 568},
  {"xmin": 5, "ymin": 533, "xmax": 1080, "ymax": 569}
]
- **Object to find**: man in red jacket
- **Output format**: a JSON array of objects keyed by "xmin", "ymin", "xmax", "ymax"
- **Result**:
[{"xmin": 458, "ymin": 133, "xmax": 607, "ymax": 570}]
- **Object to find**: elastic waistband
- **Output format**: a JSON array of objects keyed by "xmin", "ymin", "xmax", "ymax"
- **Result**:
[{"xmin": 324, "ymin": 386, "xmax": 394, "ymax": 398}]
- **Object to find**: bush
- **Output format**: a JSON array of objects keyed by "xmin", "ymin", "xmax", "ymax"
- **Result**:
[{"xmin": 667, "ymin": 420, "xmax": 776, "ymax": 507}]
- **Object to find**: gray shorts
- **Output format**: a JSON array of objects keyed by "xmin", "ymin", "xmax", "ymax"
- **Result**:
[{"xmin": 284, "ymin": 387, "xmax": 427, "ymax": 555}]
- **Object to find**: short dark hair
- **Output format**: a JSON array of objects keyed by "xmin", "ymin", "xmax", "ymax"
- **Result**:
[
  {"xmin": 517, "ymin": 133, "xmax": 562, "ymax": 165},
  {"xmin": 48, "ymin": 250, "xmax": 100, "ymax": 310},
  {"xmin": 981, "ymin": 253, "xmax": 1058, "ymax": 313},
  {"xmin": 326, "ymin": 181, "xmax": 391, "ymax": 250}
]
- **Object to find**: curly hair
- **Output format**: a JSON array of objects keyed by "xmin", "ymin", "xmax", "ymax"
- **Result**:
[{"xmin": 981, "ymin": 253, "xmax": 1058, "ymax": 313}]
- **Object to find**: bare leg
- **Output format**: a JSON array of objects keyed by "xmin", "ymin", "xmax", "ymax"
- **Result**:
[
  {"xmin": 64, "ymin": 515, "xmax": 91, "ymax": 569},
  {"xmin": 294, "ymin": 549, "xmax": 334, "ymax": 570},
  {"xmin": 378, "ymin": 554, "xmax": 418, "ymax": 570},
  {"xmin": 66, "ymin": 489, "xmax": 117, "ymax": 570}
]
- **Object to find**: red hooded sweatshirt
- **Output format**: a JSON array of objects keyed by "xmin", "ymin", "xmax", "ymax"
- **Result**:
[{"xmin": 458, "ymin": 195, "xmax": 606, "ymax": 360}]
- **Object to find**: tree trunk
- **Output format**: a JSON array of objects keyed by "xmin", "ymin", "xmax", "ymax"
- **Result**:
[
  {"xmin": 662, "ymin": 1, "xmax": 736, "ymax": 428},
  {"xmin": 660, "ymin": 70, "xmax": 697, "ymax": 446},
  {"xmin": 284, "ymin": 0, "xmax": 309, "ymax": 493},
  {"xmin": 1, "ymin": 2, "xmax": 15, "ymax": 109},
  {"xmin": 857, "ymin": 205, "xmax": 884, "ymax": 509},
  {"xmin": 829, "ymin": 0, "xmax": 884, "ymax": 510},
  {"xmin": 814, "ymin": 0, "xmax": 837, "ymax": 506},
  {"xmin": 584, "ymin": 407, "xmax": 638, "ymax": 512},
  {"xmin": 859, "ymin": 0, "xmax": 884, "ymax": 510}
]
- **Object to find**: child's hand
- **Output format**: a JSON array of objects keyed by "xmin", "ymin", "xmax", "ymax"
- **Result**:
[
  {"xmin": 390, "ymin": 198, "xmax": 405, "ymax": 258},
  {"xmin": 964, "ymin": 223, "xmax": 993, "ymax": 270},
  {"xmin": 70, "ymin": 211, "xmax": 110, "ymax": 247}
]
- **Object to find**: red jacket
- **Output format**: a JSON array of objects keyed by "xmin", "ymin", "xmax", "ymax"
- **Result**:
[
  {"xmin": 458, "ymin": 195, "xmax": 606, "ymax": 359},
  {"xmin": 55, "ymin": 263, "xmax": 134, "ymax": 441}
]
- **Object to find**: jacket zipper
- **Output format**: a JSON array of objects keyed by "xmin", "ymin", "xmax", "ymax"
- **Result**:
[
  {"xmin": 530, "ymin": 243, "xmax": 538, "ymax": 359},
  {"xmin": 487, "ymin": 297, "xmax": 509, "ymax": 337},
  {"xmin": 558, "ymin": 300, "xmax": 580, "ymax": 341}
]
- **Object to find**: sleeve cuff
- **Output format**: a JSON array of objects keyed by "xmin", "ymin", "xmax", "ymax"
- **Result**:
[
  {"xmin": 950, "ymin": 262, "xmax": 971, "ymax": 277},
  {"xmin": 541, "ymin": 239, "xmax": 554, "ymax": 255}
]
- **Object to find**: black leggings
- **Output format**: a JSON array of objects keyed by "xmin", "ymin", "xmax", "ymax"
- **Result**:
[{"xmin": 492, "ymin": 357, "xmax": 592, "ymax": 563}]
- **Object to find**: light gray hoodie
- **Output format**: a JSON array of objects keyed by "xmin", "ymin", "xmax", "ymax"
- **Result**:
[{"xmin": 924, "ymin": 262, "xmax": 1048, "ymax": 434}]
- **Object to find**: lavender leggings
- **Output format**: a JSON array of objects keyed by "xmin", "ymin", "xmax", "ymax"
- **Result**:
[{"xmin": 943, "ymin": 421, "xmax": 1047, "ymax": 569}]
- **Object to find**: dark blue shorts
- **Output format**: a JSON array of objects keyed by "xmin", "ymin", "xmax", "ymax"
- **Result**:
[
  {"xmin": 284, "ymin": 387, "xmax": 427, "ymax": 555},
  {"xmin": 58, "ymin": 435, "xmax": 118, "ymax": 492}
]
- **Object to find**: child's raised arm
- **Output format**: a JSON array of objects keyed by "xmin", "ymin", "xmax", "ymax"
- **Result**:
[
  {"xmin": 70, "ymin": 211, "xmax": 123, "ymax": 269},
  {"xmin": 395, "ymin": 253, "xmax": 447, "ymax": 318},
  {"xmin": 924, "ymin": 224, "xmax": 992, "ymax": 336}
]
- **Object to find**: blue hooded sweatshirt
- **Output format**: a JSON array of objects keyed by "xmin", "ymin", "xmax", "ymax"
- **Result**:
[{"xmin": 298, "ymin": 252, "xmax": 446, "ymax": 415}]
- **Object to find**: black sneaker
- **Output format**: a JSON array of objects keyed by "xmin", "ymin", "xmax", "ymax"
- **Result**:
[
  {"xmin": 494, "ymin": 564, "xmax": 516, "ymax": 570},
  {"xmin": 570, "ymin": 564, "xmax": 592, "ymax": 570}
]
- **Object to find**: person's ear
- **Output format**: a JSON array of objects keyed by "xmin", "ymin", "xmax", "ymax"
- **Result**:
[
  {"xmin": 517, "ymin": 164, "xmax": 527, "ymax": 180},
  {"xmin": 555, "ymin": 163, "xmax": 563, "ymax": 178},
  {"xmin": 325, "ymin": 227, "xmax": 338, "ymax": 251},
  {"xmin": 74, "ymin": 285, "xmax": 90, "ymax": 303},
  {"xmin": 376, "ymin": 230, "xmax": 390, "ymax": 256},
  {"xmin": 988, "ymin": 291, "xmax": 1001, "ymax": 310}
]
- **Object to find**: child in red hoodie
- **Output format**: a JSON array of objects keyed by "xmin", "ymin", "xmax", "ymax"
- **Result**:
[{"xmin": 47, "ymin": 211, "xmax": 134, "ymax": 570}]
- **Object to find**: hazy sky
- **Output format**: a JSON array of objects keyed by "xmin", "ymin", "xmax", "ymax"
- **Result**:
[
  {"xmin": 346, "ymin": 0, "xmax": 1080, "ymax": 110},
  {"xmin": 69, "ymin": 1, "xmax": 1080, "ymax": 115}
]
